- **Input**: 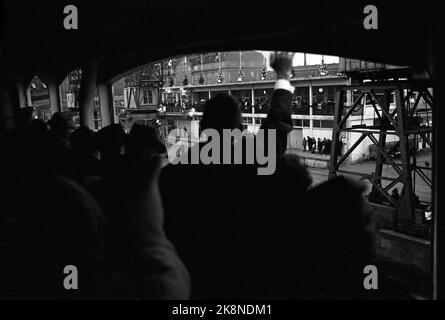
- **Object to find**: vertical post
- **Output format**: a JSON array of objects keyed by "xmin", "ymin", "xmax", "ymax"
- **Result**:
[
  {"xmin": 251, "ymin": 87, "xmax": 255, "ymax": 106},
  {"xmin": 309, "ymin": 83, "xmax": 313, "ymax": 136},
  {"xmin": 98, "ymin": 82, "xmax": 115, "ymax": 128},
  {"xmin": 0, "ymin": 80, "xmax": 17, "ymax": 133},
  {"xmin": 59, "ymin": 85, "xmax": 64, "ymax": 111},
  {"xmin": 374, "ymin": 89, "xmax": 391, "ymax": 186},
  {"xmin": 48, "ymin": 78, "xmax": 62, "ymax": 114},
  {"xmin": 394, "ymin": 86, "xmax": 414, "ymax": 222},
  {"xmin": 432, "ymin": 19, "xmax": 444, "ymax": 300},
  {"xmin": 15, "ymin": 81, "xmax": 27, "ymax": 108},
  {"xmin": 26, "ymin": 85, "xmax": 32, "ymax": 106},
  {"xmin": 79, "ymin": 61, "xmax": 98, "ymax": 129},
  {"xmin": 346, "ymin": 88, "xmax": 352, "ymax": 107},
  {"xmin": 208, "ymin": 90, "xmax": 211, "ymax": 99},
  {"xmin": 329, "ymin": 88, "xmax": 344, "ymax": 179}
]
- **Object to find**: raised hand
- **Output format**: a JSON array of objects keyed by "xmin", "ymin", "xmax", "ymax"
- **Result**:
[{"xmin": 270, "ymin": 51, "xmax": 295, "ymax": 80}]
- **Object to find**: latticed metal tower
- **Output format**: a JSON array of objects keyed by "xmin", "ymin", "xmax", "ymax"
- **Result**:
[{"xmin": 328, "ymin": 82, "xmax": 433, "ymax": 235}]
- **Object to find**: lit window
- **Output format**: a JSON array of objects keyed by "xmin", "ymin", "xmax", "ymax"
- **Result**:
[
  {"xmin": 148, "ymin": 90, "xmax": 153, "ymax": 104},
  {"xmin": 143, "ymin": 90, "xmax": 149, "ymax": 104}
]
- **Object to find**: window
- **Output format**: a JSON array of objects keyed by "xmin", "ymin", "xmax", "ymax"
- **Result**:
[
  {"xmin": 321, "ymin": 120, "xmax": 334, "ymax": 128},
  {"xmin": 313, "ymin": 120, "xmax": 321, "ymax": 128},
  {"xmin": 143, "ymin": 90, "xmax": 153, "ymax": 104},
  {"xmin": 143, "ymin": 90, "xmax": 149, "ymax": 104},
  {"xmin": 303, "ymin": 119, "xmax": 310, "ymax": 127},
  {"xmin": 293, "ymin": 119, "xmax": 303, "ymax": 127}
]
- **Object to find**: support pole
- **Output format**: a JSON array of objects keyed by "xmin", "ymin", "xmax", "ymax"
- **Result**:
[
  {"xmin": 48, "ymin": 78, "xmax": 62, "ymax": 114},
  {"xmin": 79, "ymin": 61, "xmax": 98, "ymax": 129},
  {"xmin": 432, "ymin": 17, "xmax": 444, "ymax": 300},
  {"xmin": 329, "ymin": 89, "xmax": 344, "ymax": 179},
  {"xmin": 98, "ymin": 83, "xmax": 115, "ymax": 128},
  {"xmin": 26, "ymin": 85, "xmax": 32, "ymax": 106},
  {"xmin": 373, "ymin": 90, "xmax": 391, "ymax": 194},
  {"xmin": 394, "ymin": 87, "xmax": 414, "ymax": 222},
  {"xmin": 15, "ymin": 80, "xmax": 27, "ymax": 109},
  {"xmin": 0, "ymin": 80, "xmax": 17, "ymax": 133},
  {"xmin": 309, "ymin": 83, "xmax": 313, "ymax": 136}
]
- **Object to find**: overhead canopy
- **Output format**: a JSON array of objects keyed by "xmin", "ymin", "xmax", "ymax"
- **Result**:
[{"xmin": 0, "ymin": 0, "xmax": 440, "ymax": 83}]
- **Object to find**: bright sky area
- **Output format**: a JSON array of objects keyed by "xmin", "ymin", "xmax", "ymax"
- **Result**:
[{"xmin": 257, "ymin": 51, "xmax": 339, "ymax": 70}]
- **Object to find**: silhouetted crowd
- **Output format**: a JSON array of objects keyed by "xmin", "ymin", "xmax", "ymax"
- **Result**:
[
  {"xmin": 303, "ymin": 136, "xmax": 333, "ymax": 155},
  {"xmin": 0, "ymin": 53, "xmax": 412, "ymax": 299}
]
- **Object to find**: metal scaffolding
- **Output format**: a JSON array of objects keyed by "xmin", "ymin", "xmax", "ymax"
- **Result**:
[{"xmin": 329, "ymin": 83, "xmax": 433, "ymax": 231}]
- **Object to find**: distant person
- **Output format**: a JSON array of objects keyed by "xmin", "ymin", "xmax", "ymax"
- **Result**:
[
  {"xmin": 307, "ymin": 136, "xmax": 313, "ymax": 152},
  {"xmin": 311, "ymin": 137, "xmax": 316, "ymax": 154},
  {"xmin": 321, "ymin": 137, "xmax": 327, "ymax": 154},
  {"xmin": 424, "ymin": 205, "xmax": 432, "ymax": 223},
  {"xmin": 302, "ymin": 136, "xmax": 307, "ymax": 151},
  {"xmin": 47, "ymin": 112, "xmax": 76, "ymax": 142},
  {"xmin": 392, "ymin": 188, "xmax": 400, "ymax": 202}
]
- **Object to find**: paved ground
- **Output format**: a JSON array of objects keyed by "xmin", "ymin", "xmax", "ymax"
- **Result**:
[{"xmin": 289, "ymin": 149, "xmax": 433, "ymax": 203}]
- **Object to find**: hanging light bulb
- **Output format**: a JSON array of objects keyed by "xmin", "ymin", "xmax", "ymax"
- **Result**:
[
  {"xmin": 216, "ymin": 69, "xmax": 223, "ymax": 83},
  {"xmin": 216, "ymin": 52, "xmax": 223, "ymax": 83},
  {"xmin": 319, "ymin": 54, "xmax": 328, "ymax": 76},
  {"xmin": 199, "ymin": 54, "xmax": 204, "ymax": 85},
  {"xmin": 237, "ymin": 51, "xmax": 243, "ymax": 82},
  {"xmin": 260, "ymin": 58, "xmax": 267, "ymax": 81},
  {"xmin": 237, "ymin": 67, "xmax": 243, "ymax": 82}
]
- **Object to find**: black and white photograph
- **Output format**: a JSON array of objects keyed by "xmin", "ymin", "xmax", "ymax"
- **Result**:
[{"xmin": 0, "ymin": 0, "xmax": 444, "ymax": 305}]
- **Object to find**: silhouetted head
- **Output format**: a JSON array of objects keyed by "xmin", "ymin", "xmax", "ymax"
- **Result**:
[
  {"xmin": 28, "ymin": 119, "xmax": 48, "ymax": 136},
  {"xmin": 200, "ymin": 94, "xmax": 241, "ymax": 132},
  {"xmin": 48, "ymin": 112, "xmax": 76, "ymax": 139},
  {"xmin": 14, "ymin": 107, "xmax": 35, "ymax": 128},
  {"xmin": 95, "ymin": 124, "xmax": 126, "ymax": 160},
  {"xmin": 297, "ymin": 177, "xmax": 376, "ymax": 299},
  {"xmin": 70, "ymin": 125, "xmax": 96, "ymax": 155},
  {"xmin": 126, "ymin": 124, "xmax": 166, "ymax": 164}
]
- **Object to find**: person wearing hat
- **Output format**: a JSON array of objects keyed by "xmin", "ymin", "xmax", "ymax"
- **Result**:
[{"xmin": 47, "ymin": 112, "xmax": 76, "ymax": 142}]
